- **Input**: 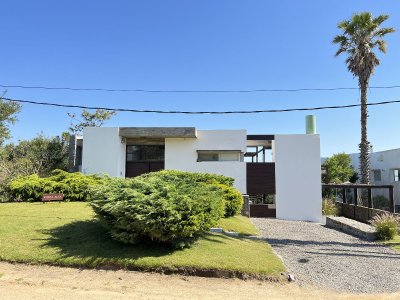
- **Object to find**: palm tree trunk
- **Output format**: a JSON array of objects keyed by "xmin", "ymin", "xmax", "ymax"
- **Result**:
[{"xmin": 359, "ymin": 79, "xmax": 370, "ymax": 185}]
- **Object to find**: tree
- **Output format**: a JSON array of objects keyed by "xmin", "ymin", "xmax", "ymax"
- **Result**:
[
  {"xmin": 333, "ymin": 13, "xmax": 394, "ymax": 184},
  {"xmin": 0, "ymin": 134, "xmax": 69, "ymax": 178},
  {"xmin": 323, "ymin": 153, "xmax": 358, "ymax": 184},
  {"xmin": 0, "ymin": 97, "xmax": 21, "ymax": 145},
  {"xmin": 68, "ymin": 109, "xmax": 117, "ymax": 134}
]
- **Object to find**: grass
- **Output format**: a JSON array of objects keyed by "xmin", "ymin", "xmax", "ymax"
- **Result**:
[
  {"xmin": 322, "ymin": 198, "xmax": 338, "ymax": 216},
  {"xmin": 217, "ymin": 215, "xmax": 259, "ymax": 236},
  {"xmin": 384, "ymin": 235, "xmax": 400, "ymax": 251},
  {"xmin": 0, "ymin": 202, "xmax": 284, "ymax": 277}
]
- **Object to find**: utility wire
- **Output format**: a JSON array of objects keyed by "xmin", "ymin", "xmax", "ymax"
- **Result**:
[
  {"xmin": 2, "ymin": 97, "xmax": 400, "ymax": 114},
  {"xmin": 1, "ymin": 84, "xmax": 400, "ymax": 93}
]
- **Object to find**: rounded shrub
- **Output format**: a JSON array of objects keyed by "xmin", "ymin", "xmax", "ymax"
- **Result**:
[
  {"xmin": 214, "ymin": 183, "xmax": 244, "ymax": 217},
  {"xmin": 90, "ymin": 172, "xmax": 226, "ymax": 248},
  {"xmin": 370, "ymin": 212, "xmax": 399, "ymax": 240}
]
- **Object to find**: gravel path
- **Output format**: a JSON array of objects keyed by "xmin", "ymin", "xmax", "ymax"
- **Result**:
[{"xmin": 251, "ymin": 218, "xmax": 400, "ymax": 294}]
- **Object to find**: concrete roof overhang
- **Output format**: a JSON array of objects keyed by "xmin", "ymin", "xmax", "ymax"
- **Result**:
[{"xmin": 119, "ymin": 127, "xmax": 197, "ymax": 138}]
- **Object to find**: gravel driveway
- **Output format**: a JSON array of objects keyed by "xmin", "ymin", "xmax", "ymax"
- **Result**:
[{"xmin": 251, "ymin": 218, "xmax": 400, "ymax": 293}]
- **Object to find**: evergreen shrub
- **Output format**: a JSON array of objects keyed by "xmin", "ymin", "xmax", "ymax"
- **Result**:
[
  {"xmin": 8, "ymin": 169, "xmax": 104, "ymax": 202},
  {"xmin": 91, "ymin": 171, "xmax": 227, "ymax": 247}
]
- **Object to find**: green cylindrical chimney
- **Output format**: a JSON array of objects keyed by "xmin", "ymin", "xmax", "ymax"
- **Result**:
[{"xmin": 306, "ymin": 115, "xmax": 316, "ymax": 134}]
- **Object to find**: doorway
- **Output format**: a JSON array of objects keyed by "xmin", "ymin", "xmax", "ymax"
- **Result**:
[{"xmin": 125, "ymin": 144, "xmax": 165, "ymax": 177}]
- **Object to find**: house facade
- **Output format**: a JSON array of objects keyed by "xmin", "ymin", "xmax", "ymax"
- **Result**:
[
  {"xmin": 349, "ymin": 148, "xmax": 400, "ymax": 206},
  {"xmin": 82, "ymin": 127, "xmax": 322, "ymax": 222}
]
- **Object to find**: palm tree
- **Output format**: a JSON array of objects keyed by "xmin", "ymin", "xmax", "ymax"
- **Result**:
[{"xmin": 333, "ymin": 12, "xmax": 394, "ymax": 184}]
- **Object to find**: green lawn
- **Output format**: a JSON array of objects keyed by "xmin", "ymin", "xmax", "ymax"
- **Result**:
[
  {"xmin": 0, "ymin": 202, "xmax": 284, "ymax": 278},
  {"xmin": 217, "ymin": 215, "xmax": 259, "ymax": 236},
  {"xmin": 384, "ymin": 235, "xmax": 400, "ymax": 251}
]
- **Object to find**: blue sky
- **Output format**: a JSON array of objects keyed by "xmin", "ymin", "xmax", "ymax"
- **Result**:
[{"xmin": 1, "ymin": 0, "xmax": 399, "ymax": 156}]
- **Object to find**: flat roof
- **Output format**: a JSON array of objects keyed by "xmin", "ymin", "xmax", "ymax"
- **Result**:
[{"xmin": 119, "ymin": 127, "xmax": 197, "ymax": 138}]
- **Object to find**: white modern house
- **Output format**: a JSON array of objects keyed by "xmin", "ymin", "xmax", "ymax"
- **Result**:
[
  {"xmin": 349, "ymin": 148, "xmax": 400, "ymax": 207},
  {"xmin": 81, "ymin": 126, "xmax": 322, "ymax": 222}
]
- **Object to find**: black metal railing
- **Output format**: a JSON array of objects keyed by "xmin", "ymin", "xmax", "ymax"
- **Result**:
[{"xmin": 322, "ymin": 183, "xmax": 395, "ymax": 213}]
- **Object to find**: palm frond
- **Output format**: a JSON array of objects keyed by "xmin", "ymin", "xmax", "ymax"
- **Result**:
[
  {"xmin": 373, "ymin": 14, "xmax": 390, "ymax": 26},
  {"xmin": 338, "ymin": 20, "xmax": 350, "ymax": 30},
  {"xmin": 357, "ymin": 12, "xmax": 373, "ymax": 24},
  {"xmin": 335, "ymin": 47, "xmax": 347, "ymax": 57},
  {"xmin": 375, "ymin": 27, "xmax": 395, "ymax": 37},
  {"xmin": 372, "ymin": 39, "xmax": 387, "ymax": 53},
  {"xmin": 333, "ymin": 35, "xmax": 347, "ymax": 44}
]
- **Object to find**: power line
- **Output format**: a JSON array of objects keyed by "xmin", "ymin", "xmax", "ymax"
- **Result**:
[
  {"xmin": 1, "ymin": 84, "xmax": 400, "ymax": 93},
  {"xmin": 3, "ymin": 97, "xmax": 400, "ymax": 114}
]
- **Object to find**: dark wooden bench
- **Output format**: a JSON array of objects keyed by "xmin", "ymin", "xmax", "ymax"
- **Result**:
[{"xmin": 42, "ymin": 193, "xmax": 64, "ymax": 203}]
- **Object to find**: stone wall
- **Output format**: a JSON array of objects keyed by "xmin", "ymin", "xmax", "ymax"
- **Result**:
[{"xmin": 336, "ymin": 202, "xmax": 399, "ymax": 223}]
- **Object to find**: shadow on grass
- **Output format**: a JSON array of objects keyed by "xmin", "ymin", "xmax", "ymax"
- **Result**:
[
  {"xmin": 29, "ymin": 220, "xmax": 280, "ymax": 280},
  {"xmin": 41, "ymin": 220, "xmax": 174, "ymax": 260},
  {"xmin": 40, "ymin": 220, "xmax": 233, "ymax": 266}
]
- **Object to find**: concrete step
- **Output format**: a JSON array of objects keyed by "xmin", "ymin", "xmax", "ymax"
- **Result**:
[{"xmin": 326, "ymin": 216, "xmax": 377, "ymax": 241}]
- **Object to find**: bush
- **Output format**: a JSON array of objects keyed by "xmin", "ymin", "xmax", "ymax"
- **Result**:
[
  {"xmin": 140, "ymin": 170, "xmax": 242, "ymax": 217},
  {"xmin": 91, "ymin": 171, "xmax": 226, "ymax": 248},
  {"xmin": 322, "ymin": 198, "xmax": 338, "ymax": 216},
  {"xmin": 214, "ymin": 183, "xmax": 243, "ymax": 217},
  {"xmin": 0, "ymin": 181, "xmax": 12, "ymax": 203},
  {"xmin": 370, "ymin": 212, "xmax": 400, "ymax": 240},
  {"xmin": 8, "ymin": 170, "xmax": 104, "ymax": 202},
  {"xmin": 373, "ymin": 195, "xmax": 389, "ymax": 210}
]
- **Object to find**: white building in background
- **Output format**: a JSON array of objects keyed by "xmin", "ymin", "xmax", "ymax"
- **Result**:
[
  {"xmin": 349, "ymin": 148, "xmax": 400, "ymax": 206},
  {"xmin": 81, "ymin": 127, "xmax": 322, "ymax": 222}
]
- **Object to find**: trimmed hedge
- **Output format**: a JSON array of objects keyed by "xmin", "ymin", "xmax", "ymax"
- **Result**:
[
  {"xmin": 8, "ymin": 170, "xmax": 104, "ymax": 202},
  {"xmin": 91, "ymin": 172, "xmax": 226, "ymax": 248}
]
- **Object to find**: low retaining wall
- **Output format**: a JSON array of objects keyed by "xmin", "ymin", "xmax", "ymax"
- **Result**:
[
  {"xmin": 335, "ymin": 202, "xmax": 399, "ymax": 223},
  {"xmin": 326, "ymin": 216, "xmax": 376, "ymax": 241}
]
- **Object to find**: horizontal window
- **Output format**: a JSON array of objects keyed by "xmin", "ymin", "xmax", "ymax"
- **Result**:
[{"xmin": 197, "ymin": 150, "xmax": 242, "ymax": 162}]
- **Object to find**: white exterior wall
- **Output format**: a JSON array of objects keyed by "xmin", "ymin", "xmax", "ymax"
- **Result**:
[
  {"xmin": 165, "ymin": 130, "xmax": 247, "ymax": 193},
  {"xmin": 349, "ymin": 149, "xmax": 400, "ymax": 205},
  {"xmin": 275, "ymin": 134, "xmax": 322, "ymax": 222},
  {"xmin": 82, "ymin": 127, "xmax": 126, "ymax": 177}
]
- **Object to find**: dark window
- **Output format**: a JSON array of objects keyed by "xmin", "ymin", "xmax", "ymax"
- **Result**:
[
  {"xmin": 126, "ymin": 145, "xmax": 164, "ymax": 162},
  {"xmin": 373, "ymin": 170, "xmax": 381, "ymax": 181}
]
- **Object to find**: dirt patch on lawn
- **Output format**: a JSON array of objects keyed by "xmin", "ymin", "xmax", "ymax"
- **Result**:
[{"xmin": 0, "ymin": 262, "xmax": 399, "ymax": 300}]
